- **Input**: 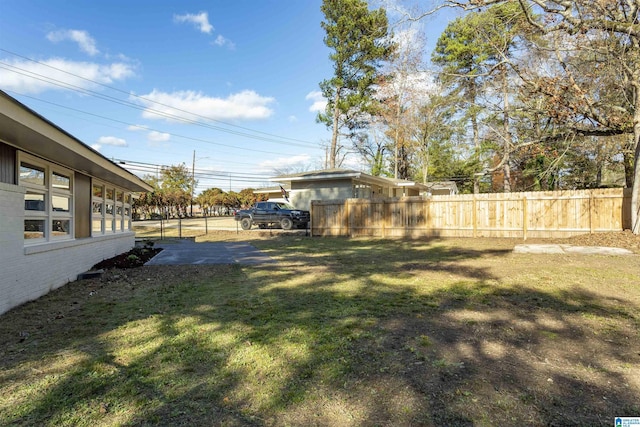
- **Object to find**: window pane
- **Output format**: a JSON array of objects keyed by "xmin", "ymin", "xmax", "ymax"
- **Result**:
[
  {"xmin": 105, "ymin": 219, "xmax": 114, "ymax": 232},
  {"xmin": 106, "ymin": 188, "xmax": 114, "ymax": 200},
  {"xmin": 116, "ymin": 191, "xmax": 123, "ymax": 202},
  {"xmin": 52, "ymin": 172, "xmax": 70, "ymax": 190},
  {"xmin": 116, "ymin": 205, "xmax": 123, "ymax": 216},
  {"xmin": 106, "ymin": 203, "xmax": 114, "ymax": 215},
  {"xmin": 93, "ymin": 184, "xmax": 103, "ymax": 198},
  {"xmin": 125, "ymin": 194, "xmax": 132, "ymax": 204},
  {"xmin": 124, "ymin": 207, "xmax": 130, "ymax": 217},
  {"xmin": 20, "ymin": 163, "xmax": 45, "ymax": 186},
  {"xmin": 92, "ymin": 202, "xmax": 103, "ymax": 214},
  {"xmin": 52, "ymin": 196, "xmax": 70, "ymax": 212},
  {"xmin": 25, "ymin": 220, "xmax": 45, "ymax": 239},
  {"xmin": 52, "ymin": 220, "xmax": 70, "ymax": 236},
  {"xmin": 92, "ymin": 220, "xmax": 103, "ymax": 234},
  {"xmin": 25, "ymin": 193, "xmax": 45, "ymax": 211}
]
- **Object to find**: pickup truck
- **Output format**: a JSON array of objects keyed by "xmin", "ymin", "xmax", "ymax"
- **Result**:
[{"xmin": 234, "ymin": 201, "xmax": 310, "ymax": 230}]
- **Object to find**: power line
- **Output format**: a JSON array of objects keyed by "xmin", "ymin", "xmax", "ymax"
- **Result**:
[
  {"xmin": 115, "ymin": 158, "xmax": 273, "ymax": 179},
  {"xmin": 6, "ymin": 90, "xmax": 310, "ymax": 157},
  {"xmin": 0, "ymin": 48, "xmax": 320, "ymax": 147}
]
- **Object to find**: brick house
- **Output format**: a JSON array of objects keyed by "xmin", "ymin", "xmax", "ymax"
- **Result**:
[{"xmin": 0, "ymin": 91, "xmax": 152, "ymax": 315}]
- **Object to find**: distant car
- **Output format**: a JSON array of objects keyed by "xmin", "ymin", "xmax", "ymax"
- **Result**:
[{"xmin": 234, "ymin": 201, "xmax": 310, "ymax": 230}]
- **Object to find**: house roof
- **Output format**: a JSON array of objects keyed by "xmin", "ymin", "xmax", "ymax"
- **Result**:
[
  {"xmin": 0, "ymin": 91, "xmax": 152, "ymax": 192},
  {"xmin": 254, "ymin": 185, "xmax": 290, "ymax": 194},
  {"xmin": 425, "ymin": 181, "xmax": 458, "ymax": 193},
  {"xmin": 272, "ymin": 168, "xmax": 429, "ymax": 191}
]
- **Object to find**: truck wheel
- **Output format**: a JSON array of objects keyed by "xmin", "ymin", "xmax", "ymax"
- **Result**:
[
  {"xmin": 280, "ymin": 217, "xmax": 293, "ymax": 230},
  {"xmin": 240, "ymin": 218, "xmax": 252, "ymax": 230}
]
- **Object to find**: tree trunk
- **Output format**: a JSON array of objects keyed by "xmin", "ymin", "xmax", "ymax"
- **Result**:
[
  {"xmin": 624, "ymin": 134, "xmax": 634, "ymax": 188},
  {"xmin": 470, "ymin": 81, "xmax": 480, "ymax": 194},
  {"xmin": 394, "ymin": 100, "xmax": 401, "ymax": 179},
  {"xmin": 329, "ymin": 87, "xmax": 342, "ymax": 169},
  {"xmin": 632, "ymin": 112, "xmax": 640, "ymax": 233},
  {"xmin": 502, "ymin": 67, "xmax": 512, "ymax": 192}
]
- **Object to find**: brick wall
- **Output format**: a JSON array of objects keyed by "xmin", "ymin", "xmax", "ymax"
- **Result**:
[{"xmin": 0, "ymin": 183, "xmax": 135, "ymax": 315}]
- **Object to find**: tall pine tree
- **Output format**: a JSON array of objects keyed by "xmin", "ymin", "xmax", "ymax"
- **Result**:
[{"xmin": 318, "ymin": 0, "xmax": 395, "ymax": 168}]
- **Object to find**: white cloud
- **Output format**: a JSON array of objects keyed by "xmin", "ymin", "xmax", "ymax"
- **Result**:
[
  {"xmin": 46, "ymin": 29, "xmax": 99, "ymax": 56},
  {"xmin": 305, "ymin": 91, "xmax": 327, "ymax": 113},
  {"xmin": 134, "ymin": 89, "xmax": 275, "ymax": 121},
  {"xmin": 256, "ymin": 154, "xmax": 312, "ymax": 173},
  {"xmin": 127, "ymin": 124, "xmax": 149, "ymax": 132},
  {"xmin": 91, "ymin": 144, "xmax": 102, "ymax": 151},
  {"xmin": 97, "ymin": 136, "xmax": 127, "ymax": 146},
  {"xmin": 288, "ymin": 115, "xmax": 298, "ymax": 122},
  {"xmin": 174, "ymin": 12, "xmax": 213, "ymax": 34},
  {"xmin": 213, "ymin": 34, "xmax": 235, "ymax": 49},
  {"xmin": 0, "ymin": 57, "xmax": 136, "ymax": 94},
  {"xmin": 147, "ymin": 131, "xmax": 170, "ymax": 142}
]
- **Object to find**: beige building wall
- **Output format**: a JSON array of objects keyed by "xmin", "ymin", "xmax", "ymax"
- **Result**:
[{"xmin": 290, "ymin": 179, "xmax": 354, "ymax": 211}]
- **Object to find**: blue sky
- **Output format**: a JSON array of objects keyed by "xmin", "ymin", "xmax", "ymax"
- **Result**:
[{"xmin": 0, "ymin": 1, "xmax": 454, "ymax": 193}]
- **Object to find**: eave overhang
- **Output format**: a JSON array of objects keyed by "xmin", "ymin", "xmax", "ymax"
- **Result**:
[{"xmin": 0, "ymin": 91, "xmax": 152, "ymax": 193}]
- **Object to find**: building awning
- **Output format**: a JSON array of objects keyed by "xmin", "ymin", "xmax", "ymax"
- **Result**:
[
  {"xmin": 0, "ymin": 91, "xmax": 152, "ymax": 192},
  {"xmin": 272, "ymin": 168, "xmax": 429, "ymax": 191}
]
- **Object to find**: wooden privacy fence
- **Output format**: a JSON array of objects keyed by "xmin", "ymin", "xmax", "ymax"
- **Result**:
[{"xmin": 311, "ymin": 188, "xmax": 632, "ymax": 239}]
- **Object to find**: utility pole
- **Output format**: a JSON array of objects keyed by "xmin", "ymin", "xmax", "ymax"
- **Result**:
[{"xmin": 191, "ymin": 150, "xmax": 195, "ymax": 217}]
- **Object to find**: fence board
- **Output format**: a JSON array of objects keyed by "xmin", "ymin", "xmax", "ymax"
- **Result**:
[{"xmin": 311, "ymin": 188, "xmax": 632, "ymax": 239}]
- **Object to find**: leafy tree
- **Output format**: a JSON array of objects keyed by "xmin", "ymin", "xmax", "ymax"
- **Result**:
[
  {"xmin": 436, "ymin": 0, "xmax": 640, "ymax": 232},
  {"xmin": 196, "ymin": 188, "xmax": 226, "ymax": 216},
  {"xmin": 432, "ymin": 11, "xmax": 490, "ymax": 192},
  {"xmin": 375, "ymin": 29, "xmax": 430, "ymax": 179},
  {"xmin": 412, "ymin": 92, "xmax": 463, "ymax": 184},
  {"xmin": 432, "ymin": 3, "xmax": 531, "ymax": 192},
  {"xmin": 236, "ymin": 188, "xmax": 266, "ymax": 208},
  {"xmin": 352, "ymin": 125, "xmax": 389, "ymax": 176},
  {"xmin": 318, "ymin": 0, "xmax": 395, "ymax": 168},
  {"xmin": 158, "ymin": 164, "xmax": 193, "ymax": 217},
  {"xmin": 132, "ymin": 174, "xmax": 164, "ymax": 219}
]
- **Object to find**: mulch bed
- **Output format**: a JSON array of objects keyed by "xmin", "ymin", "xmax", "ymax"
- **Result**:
[{"xmin": 91, "ymin": 246, "xmax": 162, "ymax": 270}]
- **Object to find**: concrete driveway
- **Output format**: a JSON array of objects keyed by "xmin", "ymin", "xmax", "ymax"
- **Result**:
[
  {"xmin": 144, "ymin": 239, "xmax": 275, "ymax": 265},
  {"xmin": 513, "ymin": 244, "xmax": 633, "ymax": 255}
]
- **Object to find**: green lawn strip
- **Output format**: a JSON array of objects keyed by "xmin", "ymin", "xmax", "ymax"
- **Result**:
[{"xmin": 1, "ymin": 236, "xmax": 639, "ymax": 426}]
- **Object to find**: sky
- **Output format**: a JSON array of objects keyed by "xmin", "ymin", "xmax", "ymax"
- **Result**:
[{"xmin": 0, "ymin": 0, "xmax": 455, "ymax": 193}]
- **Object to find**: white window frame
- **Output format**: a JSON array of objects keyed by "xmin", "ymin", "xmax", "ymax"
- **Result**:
[
  {"xmin": 92, "ymin": 180, "xmax": 132, "ymax": 236},
  {"xmin": 19, "ymin": 153, "xmax": 74, "ymax": 244}
]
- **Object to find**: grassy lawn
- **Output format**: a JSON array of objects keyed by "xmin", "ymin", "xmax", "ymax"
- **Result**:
[{"xmin": 1, "ymin": 235, "xmax": 639, "ymax": 426}]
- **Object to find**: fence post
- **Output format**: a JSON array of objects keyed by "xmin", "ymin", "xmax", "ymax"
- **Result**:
[
  {"xmin": 205, "ymin": 216, "xmax": 208, "ymax": 234},
  {"xmin": 179, "ymin": 218, "xmax": 182, "ymax": 239},
  {"xmin": 472, "ymin": 195, "xmax": 477, "ymax": 238},
  {"xmin": 589, "ymin": 190, "xmax": 594, "ymax": 234},
  {"xmin": 522, "ymin": 197, "xmax": 528, "ymax": 241},
  {"xmin": 381, "ymin": 199, "xmax": 386, "ymax": 238},
  {"xmin": 347, "ymin": 199, "xmax": 352, "ymax": 237}
]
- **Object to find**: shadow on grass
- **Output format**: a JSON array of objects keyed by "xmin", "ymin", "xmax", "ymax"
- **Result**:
[{"xmin": 1, "ymin": 238, "xmax": 639, "ymax": 426}]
